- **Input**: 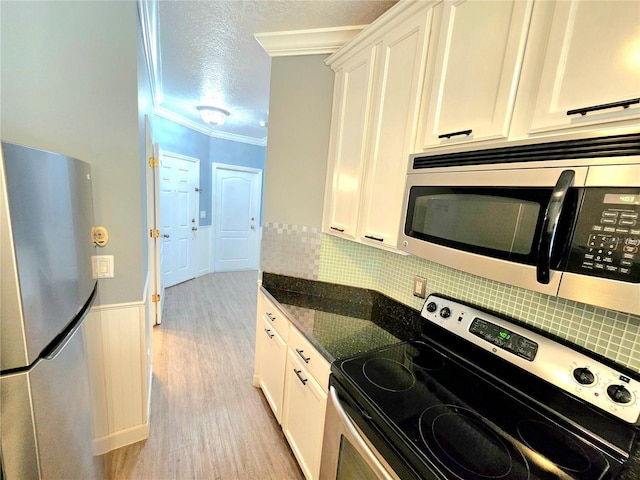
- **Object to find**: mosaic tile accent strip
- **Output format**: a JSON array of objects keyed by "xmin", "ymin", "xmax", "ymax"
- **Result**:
[
  {"xmin": 318, "ymin": 235, "xmax": 380, "ymax": 290},
  {"xmin": 260, "ymin": 223, "xmax": 322, "ymax": 280},
  {"xmin": 318, "ymin": 234, "xmax": 640, "ymax": 373}
]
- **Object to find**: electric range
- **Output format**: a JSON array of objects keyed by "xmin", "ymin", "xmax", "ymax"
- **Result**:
[{"xmin": 329, "ymin": 294, "xmax": 640, "ymax": 479}]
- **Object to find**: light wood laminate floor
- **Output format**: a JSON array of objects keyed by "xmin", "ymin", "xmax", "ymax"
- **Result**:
[{"xmin": 103, "ymin": 271, "xmax": 304, "ymax": 480}]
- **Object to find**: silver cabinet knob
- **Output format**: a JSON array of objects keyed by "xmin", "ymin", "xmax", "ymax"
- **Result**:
[{"xmin": 163, "ymin": 234, "xmax": 170, "ymax": 238}]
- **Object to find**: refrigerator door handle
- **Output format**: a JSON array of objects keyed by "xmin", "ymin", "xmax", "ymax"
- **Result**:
[{"xmin": 43, "ymin": 284, "xmax": 96, "ymax": 361}]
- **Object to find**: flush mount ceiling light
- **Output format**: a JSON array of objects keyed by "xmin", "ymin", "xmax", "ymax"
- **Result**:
[{"xmin": 197, "ymin": 105, "xmax": 230, "ymax": 126}]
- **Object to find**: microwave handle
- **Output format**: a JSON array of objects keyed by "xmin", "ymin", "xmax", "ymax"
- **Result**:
[{"xmin": 536, "ymin": 169, "xmax": 575, "ymax": 284}]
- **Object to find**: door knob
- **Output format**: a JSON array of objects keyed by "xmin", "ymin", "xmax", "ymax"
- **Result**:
[
  {"xmin": 250, "ymin": 225, "xmax": 255, "ymax": 230},
  {"xmin": 163, "ymin": 234, "xmax": 170, "ymax": 238},
  {"xmin": 192, "ymin": 227, "xmax": 198, "ymax": 231}
]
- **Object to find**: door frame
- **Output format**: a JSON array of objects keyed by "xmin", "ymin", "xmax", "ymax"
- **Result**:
[
  {"xmin": 145, "ymin": 115, "xmax": 163, "ymax": 326},
  {"xmin": 211, "ymin": 163, "xmax": 263, "ymax": 272}
]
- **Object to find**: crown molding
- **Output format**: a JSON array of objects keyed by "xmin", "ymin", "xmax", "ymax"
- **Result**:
[
  {"xmin": 254, "ymin": 25, "xmax": 367, "ymax": 57},
  {"xmin": 154, "ymin": 106, "xmax": 268, "ymax": 147}
]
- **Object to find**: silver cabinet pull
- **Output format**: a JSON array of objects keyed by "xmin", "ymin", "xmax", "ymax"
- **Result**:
[
  {"xmin": 264, "ymin": 328, "xmax": 274, "ymax": 339},
  {"xmin": 266, "ymin": 312, "xmax": 276, "ymax": 321},
  {"xmin": 296, "ymin": 349, "xmax": 310, "ymax": 364},
  {"xmin": 294, "ymin": 369, "xmax": 308, "ymax": 386}
]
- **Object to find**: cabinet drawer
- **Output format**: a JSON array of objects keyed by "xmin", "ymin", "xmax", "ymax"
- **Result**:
[
  {"xmin": 260, "ymin": 293, "xmax": 289, "ymax": 341},
  {"xmin": 283, "ymin": 350, "xmax": 328, "ymax": 480},
  {"xmin": 287, "ymin": 326, "xmax": 330, "ymax": 391}
]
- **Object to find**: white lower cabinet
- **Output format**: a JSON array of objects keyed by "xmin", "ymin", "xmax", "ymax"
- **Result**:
[
  {"xmin": 255, "ymin": 292, "xmax": 289, "ymax": 424},
  {"xmin": 282, "ymin": 349, "xmax": 328, "ymax": 480},
  {"xmin": 257, "ymin": 315, "xmax": 287, "ymax": 424},
  {"xmin": 254, "ymin": 291, "xmax": 331, "ymax": 480}
]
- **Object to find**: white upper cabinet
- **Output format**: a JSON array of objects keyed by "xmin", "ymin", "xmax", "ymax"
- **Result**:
[
  {"xmin": 418, "ymin": 0, "xmax": 534, "ymax": 149},
  {"xmin": 358, "ymin": 10, "xmax": 433, "ymax": 249},
  {"xmin": 323, "ymin": 1, "xmax": 435, "ymax": 252},
  {"xmin": 323, "ymin": 49, "xmax": 376, "ymax": 240},
  {"xmin": 528, "ymin": 0, "xmax": 640, "ymax": 134}
]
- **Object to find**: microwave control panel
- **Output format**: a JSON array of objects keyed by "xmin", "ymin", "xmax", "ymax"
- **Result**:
[{"xmin": 567, "ymin": 189, "xmax": 640, "ymax": 284}]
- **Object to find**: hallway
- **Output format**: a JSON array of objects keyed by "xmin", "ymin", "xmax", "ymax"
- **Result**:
[{"xmin": 103, "ymin": 271, "xmax": 304, "ymax": 479}]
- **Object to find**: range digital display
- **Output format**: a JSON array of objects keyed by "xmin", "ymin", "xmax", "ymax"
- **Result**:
[
  {"xmin": 469, "ymin": 318, "xmax": 538, "ymax": 361},
  {"xmin": 603, "ymin": 193, "xmax": 640, "ymax": 205}
]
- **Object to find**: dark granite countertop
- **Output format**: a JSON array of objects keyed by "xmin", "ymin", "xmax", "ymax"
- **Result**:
[{"xmin": 261, "ymin": 273, "xmax": 422, "ymax": 363}]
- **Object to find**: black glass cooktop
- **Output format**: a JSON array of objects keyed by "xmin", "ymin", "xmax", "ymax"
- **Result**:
[{"xmin": 332, "ymin": 340, "xmax": 619, "ymax": 480}]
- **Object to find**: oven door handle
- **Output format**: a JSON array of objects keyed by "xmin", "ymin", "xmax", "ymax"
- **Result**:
[
  {"xmin": 329, "ymin": 386, "xmax": 396, "ymax": 480},
  {"xmin": 536, "ymin": 169, "xmax": 575, "ymax": 284}
]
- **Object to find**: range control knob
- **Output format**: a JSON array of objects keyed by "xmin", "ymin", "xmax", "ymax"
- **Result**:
[
  {"xmin": 426, "ymin": 302, "xmax": 437, "ymax": 313},
  {"xmin": 573, "ymin": 368, "xmax": 596, "ymax": 385},
  {"xmin": 440, "ymin": 307, "xmax": 451, "ymax": 319},
  {"xmin": 607, "ymin": 385, "xmax": 633, "ymax": 404}
]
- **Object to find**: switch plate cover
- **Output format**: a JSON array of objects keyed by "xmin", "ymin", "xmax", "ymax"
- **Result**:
[
  {"xmin": 413, "ymin": 275, "xmax": 426, "ymax": 298},
  {"xmin": 92, "ymin": 255, "xmax": 114, "ymax": 279}
]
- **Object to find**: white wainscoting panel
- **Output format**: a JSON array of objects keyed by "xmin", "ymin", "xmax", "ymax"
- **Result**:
[{"xmin": 84, "ymin": 297, "xmax": 151, "ymax": 455}]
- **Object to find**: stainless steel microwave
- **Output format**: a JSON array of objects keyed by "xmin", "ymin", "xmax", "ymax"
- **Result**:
[{"xmin": 399, "ymin": 134, "xmax": 640, "ymax": 315}]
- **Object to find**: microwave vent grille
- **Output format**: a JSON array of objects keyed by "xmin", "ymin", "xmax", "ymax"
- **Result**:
[{"xmin": 412, "ymin": 133, "xmax": 640, "ymax": 170}]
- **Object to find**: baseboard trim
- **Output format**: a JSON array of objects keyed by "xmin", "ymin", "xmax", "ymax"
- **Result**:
[{"xmin": 93, "ymin": 422, "xmax": 150, "ymax": 455}]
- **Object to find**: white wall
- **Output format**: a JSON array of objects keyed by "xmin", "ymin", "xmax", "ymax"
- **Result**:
[
  {"xmin": 263, "ymin": 55, "xmax": 334, "ymax": 227},
  {"xmin": 1, "ymin": 0, "xmax": 144, "ymax": 306}
]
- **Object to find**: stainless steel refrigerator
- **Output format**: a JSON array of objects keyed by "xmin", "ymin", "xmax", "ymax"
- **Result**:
[{"xmin": 1, "ymin": 142, "xmax": 101, "ymax": 479}]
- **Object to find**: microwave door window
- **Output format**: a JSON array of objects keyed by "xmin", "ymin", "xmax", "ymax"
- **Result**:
[{"xmin": 411, "ymin": 194, "xmax": 540, "ymax": 256}]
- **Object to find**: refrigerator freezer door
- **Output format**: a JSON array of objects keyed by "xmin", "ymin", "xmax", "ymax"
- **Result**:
[
  {"xmin": 0, "ymin": 322, "xmax": 100, "ymax": 479},
  {"xmin": 0, "ymin": 373, "xmax": 38, "ymax": 479},
  {"xmin": 1, "ymin": 142, "xmax": 96, "ymax": 370}
]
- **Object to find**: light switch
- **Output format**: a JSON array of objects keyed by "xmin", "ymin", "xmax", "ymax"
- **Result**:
[{"xmin": 92, "ymin": 255, "xmax": 114, "ymax": 279}]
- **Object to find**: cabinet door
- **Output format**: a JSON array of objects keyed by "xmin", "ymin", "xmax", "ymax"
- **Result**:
[
  {"xmin": 282, "ymin": 350, "xmax": 327, "ymax": 480},
  {"xmin": 419, "ymin": 0, "xmax": 533, "ymax": 148},
  {"xmin": 323, "ymin": 48, "xmax": 377, "ymax": 240},
  {"xmin": 257, "ymin": 315, "xmax": 287, "ymax": 424},
  {"xmin": 359, "ymin": 9, "xmax": 434, "ymax": 250},
  {"xmin": 530, "ymin": 0, "xmax": 640, "ymax": 133}
]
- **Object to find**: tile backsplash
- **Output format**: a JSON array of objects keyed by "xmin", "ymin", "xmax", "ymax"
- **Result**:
[
  {"xmin": 260, "ymin": 222, "xmax": 322, "ymax": 280},
  {"xmin": 261, "ymin": 227, "xmax": 640, "ymax": 372}
]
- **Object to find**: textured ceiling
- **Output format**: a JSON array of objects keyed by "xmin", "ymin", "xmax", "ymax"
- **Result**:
[{"xmin": 153, "ymin": 0, "xmax": 398, "ymax": 145}]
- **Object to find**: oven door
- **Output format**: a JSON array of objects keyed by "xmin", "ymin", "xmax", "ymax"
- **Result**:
[
  {"xmin": 320, "ymin": 386, "xmax": 402, "ymax": 480},
  {"xmin": 399, "ymin": 166, "xmax": 588, "ymax": 296}
]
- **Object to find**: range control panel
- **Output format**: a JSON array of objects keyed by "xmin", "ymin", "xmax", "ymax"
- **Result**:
[
  {"xmin": 469, "ymin": 318, "xmax": 538, "ymax": 361},
  {"xmin": 421, "ymin": 294, "xmax": 640, "ymax": 424},
  {"xmin": 567, "ymin": 189, "xmax": 640, "ymax": 283}
]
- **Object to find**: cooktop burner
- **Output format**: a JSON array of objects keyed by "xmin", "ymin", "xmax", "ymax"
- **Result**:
[
  {"xmin": 405, "ymin": 343, "xmax": 445, "ymax": 371},
  {"xmin": 517, "ymin": 420, "xmax": 597, "ymax": 474},
  {"xmin": 363, "ymin": 358, "xmax": 416, "ymax": 392},
  {"xmin": 420, "ymin": 404, "xmax": 530, "ymax": 480}
]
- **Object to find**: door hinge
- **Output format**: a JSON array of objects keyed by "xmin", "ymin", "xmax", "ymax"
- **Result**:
[
  {"xmin": 150, "ymin": 229, "xmax": 160, "ymax": 238},
  {"xmin": 148, "ymin": 156, "xmax": 158, "ymax": 167},
  {"xmin": 152, "ymin": 294, "xmax": 160, "ymax": 303}
]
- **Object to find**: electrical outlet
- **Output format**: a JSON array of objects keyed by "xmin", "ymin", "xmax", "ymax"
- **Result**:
[{"xmin": 413, "ymin": 275, "xmax": 427, "ymax": 298}]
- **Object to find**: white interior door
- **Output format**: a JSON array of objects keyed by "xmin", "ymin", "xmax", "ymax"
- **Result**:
[
  {"xmin": 212, "ymin": 164, "xmax": 262, "ymax": 272},
  {"xmin": 160, "ymin": 152, "xmax": 199, "ymax": 288}
]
